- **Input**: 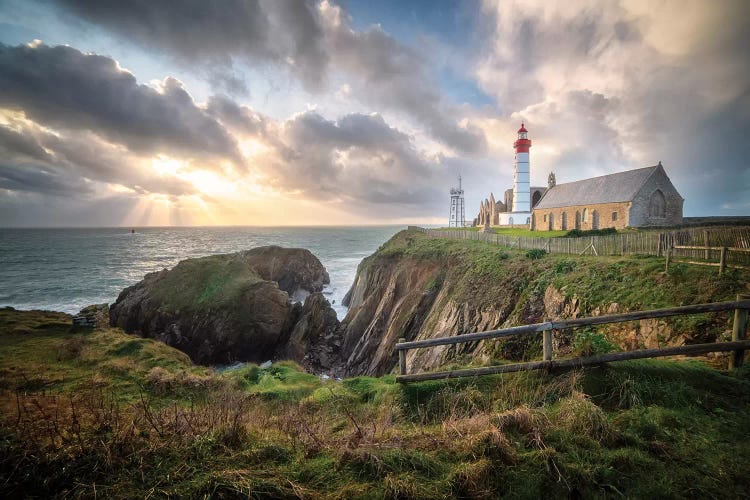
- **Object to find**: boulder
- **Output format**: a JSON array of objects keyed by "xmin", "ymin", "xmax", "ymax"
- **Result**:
[{"xmin": 109, "ymin": 247, "xmax": 342, "ymax": 367}]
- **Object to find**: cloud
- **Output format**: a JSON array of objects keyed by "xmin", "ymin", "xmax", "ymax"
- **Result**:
[
  {"xmin": 472, "ymin": 0, "xmax": 750, "ymax": 215},
  {"xmin": 0, "ymin": 43, "xmax": 242, "ymax": 166},
  {"xmin": 0, "ymin": 41, "xmax": 452, "ymax": 219},
  {"xmin": 0, "ymin": 119, "xmax": 197, "ymax": 198},
  {"xmin": 48, "ymin": 0, "xmax": 486, "ymax": 155},
  {"xmin": 263, "ymin": 110, "xmax": 447, "ymax": 210},
  {"xmin": 319, "ymin": 2, "xmax": 487, "ymax": 154},
  {"xmin": 51, "ymin": 0, "xmax": 329, "ymax": 91}
]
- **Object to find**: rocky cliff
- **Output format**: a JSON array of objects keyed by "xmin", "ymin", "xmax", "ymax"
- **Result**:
[
  {"xmin": 110, "ymin": 246, "xmax": 342, "ymax": 367},
  {"xmin": 338, "ymin": 230, "xmax": 750, "ymax": 376}
]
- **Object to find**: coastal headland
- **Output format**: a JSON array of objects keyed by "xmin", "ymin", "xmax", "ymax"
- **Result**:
[{"xmin": 2, "ymin": 228, "xmax": 750, "ymax": 497}]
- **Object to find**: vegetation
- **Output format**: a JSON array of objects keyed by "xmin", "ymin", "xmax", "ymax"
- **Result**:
[
  {"xmin": 437, "ymin": 227, "xmax": 568, "ymax": 238},
  {"xmin": 147, "ymin": 254, "xmax": 265, "ymax": 312},
  {"xmin": 2, "ymin": 308, "xmax": 750, "ymax": 498},
  {"xmin": 564, "ymin": 227, "xmax": 618, "ymax": 237}
]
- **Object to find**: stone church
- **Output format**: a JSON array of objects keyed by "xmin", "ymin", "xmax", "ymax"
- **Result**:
[{"xmin": 531, "ymin": 162, "xmax": 683, "ymax": 231}]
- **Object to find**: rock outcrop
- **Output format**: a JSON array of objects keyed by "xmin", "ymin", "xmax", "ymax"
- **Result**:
[
  {"xmin": 337, "ymin": 229, "xmax": 747, "ymax": 377},
  {"xmin": 110, "ymin": 246, "xmax": 343, "ymax": 368}
]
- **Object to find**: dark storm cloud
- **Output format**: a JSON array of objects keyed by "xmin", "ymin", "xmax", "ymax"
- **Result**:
[
  {"xmin": 0, "ymin": 123, "xmax": 197, "ymax": 198},
  {"xmin": 50, "ymin": 0, "xmax": 329, "ymax": 91},
  {"xmin": 206, "ymin": 95, "xmax": 268, "ymax": 137},
  {"xmin": 0, "ymin": 162, "xmax": 91, "ymax": 196},
  {"xmin": 270, "ymin": 111, "xmax": 444, "ymax": 207},
  {"xmin": 0, "ymin": 125, "xmax": 53, "ymax": 163},
  {"xmin": 49, "ymin": 0, "xmax": 485, "ymax": 155},
  {"xmin": 0, "ymin": 43, "xmax": 241, "ymax": 166}
]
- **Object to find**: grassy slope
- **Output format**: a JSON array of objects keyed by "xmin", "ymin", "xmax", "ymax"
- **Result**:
[
  {"xmin": 2, "ymin": 308, "xmax": 750, "ymax": 498},
  {"xmin": 145, "ymin": 254, "xmax": 265, "ymax": 312},
  {"xmin": 366, "ymin": 231, "xmax": 749, "ymax": 358}
]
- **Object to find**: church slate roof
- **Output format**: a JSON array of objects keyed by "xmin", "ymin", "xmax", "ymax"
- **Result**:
[{"xmin": 534, "ymin": 165, "xmax": 660, "ymax": 209}]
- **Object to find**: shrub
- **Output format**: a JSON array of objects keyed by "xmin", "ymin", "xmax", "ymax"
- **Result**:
[
  {"xmin": 564, "ymin": 227, "xmax": 617, "ymax": 238},
  {"xmin": 526, "ymin": 248, "xmax": 547, "ymax": 260},
  {"xmin": 572, "ymin": 329, "xmax": 616, "ymax": 357},
  {"xmin": 554, "ymin": 259, "xmax": 576, "ymax": 274}
]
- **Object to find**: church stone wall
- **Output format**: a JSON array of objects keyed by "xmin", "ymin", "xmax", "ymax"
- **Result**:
[
  {"xmin": 628, "ymin": 168, "xmax": 683, "ymax": 227},
  {"xmin": 532, "ymin": 202, "xmax": 631, "ymax": 231}
]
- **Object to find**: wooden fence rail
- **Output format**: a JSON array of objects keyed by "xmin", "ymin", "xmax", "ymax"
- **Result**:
[
  {"xmin": 395, "ymin": 297, "xmax": 750, "ymax": 383},
  {"xmin": 665, "ymin": 245, "xmax": 750, "ymax": 275},
  {"xmin": 416, "ymin": 226, "xmax": 750, "ymax": 262}
]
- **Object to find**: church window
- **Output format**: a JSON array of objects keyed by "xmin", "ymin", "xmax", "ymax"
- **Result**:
[
  {"xmin": 532, "ymin": 191, "xmax": 542, "ymax": 207},
  {"xmin": 649, "ymin": 190, "xmax": 666, "ymax": 218},
  {"xmin": 583, "ymin": 208, "xmax": 589, "ymax": 222},
  {"xmin": 612, "ymin": 211, "xmax": 618, "ymax": 221},
  {"xmin": 543, "ymin": 214, "xmax": 547, "ymax": 222}
]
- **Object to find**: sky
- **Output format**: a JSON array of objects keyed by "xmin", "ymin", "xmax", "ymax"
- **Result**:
[{"xmin": 0, "ymin": 0, "xmax": 748, "ymax": 227}]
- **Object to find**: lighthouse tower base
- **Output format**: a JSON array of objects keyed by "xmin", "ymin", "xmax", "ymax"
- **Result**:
[{"xmin": 498, "ymin": 212, "xmax": 531, "ymax": 227}]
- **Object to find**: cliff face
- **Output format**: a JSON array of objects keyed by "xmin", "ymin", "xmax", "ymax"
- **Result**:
[
  {"xmin": 110, "ymin": 246, "xmax": 342, "ymax": 367},
  {"xmin": 338, "ymin": 230, "xmax": 750, "ymax": 376}
]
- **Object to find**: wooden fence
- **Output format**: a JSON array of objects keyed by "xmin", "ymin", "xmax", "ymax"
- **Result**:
[
  {"xmin": 416, "ymin": 226, "xmax": 750, "ymax": 262},
  {"xmin": 395, "ymin": 296, "xmax": 750, "ymax": 383},
  {"xmin": 666, "ymin": 245, "xmax": 750, "ymax": 274}
]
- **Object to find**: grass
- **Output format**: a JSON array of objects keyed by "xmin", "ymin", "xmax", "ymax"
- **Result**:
[
  {"xmin": 3, "ymin": 231, "xmax": 750, "ymax": 497},
  {"xmin": 437, "ymin": 226, "xmax": 568, "ymax": 237},
  {"xmin": 3, "ymin": 308, "xmax": 750, "ymax": 497},
  {"xmin": 367, "ymin": 230, "xmax": 750, "ymax": 357},
  {"xmin": 146, "ymin": 253, "xmax": 265, "ymax": 312}
]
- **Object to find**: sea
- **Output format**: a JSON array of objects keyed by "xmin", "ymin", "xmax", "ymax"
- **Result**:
[{"xmin": 0, "ymin": 226, "xmax": 406, "ymax": 319}]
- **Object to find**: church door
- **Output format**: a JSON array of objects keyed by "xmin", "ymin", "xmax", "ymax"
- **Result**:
[
  {"xmin": 575, "ymin": 211, "xmax": 581, "ymax": 230},
  {"xmin": 592, "ymin": 210, "xmax": 599, "ymax": 230}
]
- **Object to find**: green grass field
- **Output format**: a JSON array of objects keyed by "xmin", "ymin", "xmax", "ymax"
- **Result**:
[{"xmin": 3, "ymin": 307, "xmax": 750, "ymax": 497}]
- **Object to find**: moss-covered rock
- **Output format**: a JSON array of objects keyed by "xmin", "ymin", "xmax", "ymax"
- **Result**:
[{"xmin": 109, "ymin": 246, "xmax": 342, "ymax": 367}]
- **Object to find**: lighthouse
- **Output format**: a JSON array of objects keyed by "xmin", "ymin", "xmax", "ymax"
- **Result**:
[
  {"xmin": 512, "ymin": 123, "xmax": 531, "ymax": 212},
  {"xmin": 498, "ymin": 123, "xmax": 533, "ymax": 226}
]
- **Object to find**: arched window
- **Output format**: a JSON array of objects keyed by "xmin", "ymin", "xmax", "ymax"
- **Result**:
[
  {"xmin": 561, "ymin": 212, "xmax": 567, "ymax": 230},
  {"xmin": 532, "ymin": 191, "xmax": 542, "ymax": 208},
  {"xmin": 592, "ymin": 210, "xmax": 599, "ymax": 230},
  {"xmin": 575, "ymin": 211, "xmax": 581, "ymax": 230},
  {"xmin": 583, "ymin": 208, "xmax": 589, "ymax": 222},
  {"xmin": 509, "ymin": 217, "xmax": 514, "ymax": 225},
  {"xmin": 548, "ymin": 213, "xmax": 554, "ymax": 231},
  {"xmin": 649, "ymin": 190, "xmax": 666, "ymax": 218}
]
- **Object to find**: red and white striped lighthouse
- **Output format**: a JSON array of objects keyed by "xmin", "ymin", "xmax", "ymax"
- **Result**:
[{"xmin": 512, "ymin": 123, "xmax": 532, "ymax": 212}]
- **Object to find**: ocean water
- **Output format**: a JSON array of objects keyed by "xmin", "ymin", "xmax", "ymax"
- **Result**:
[{"xmin": 0, "ymin": 226, "xmax": 404, "ymax": 318}]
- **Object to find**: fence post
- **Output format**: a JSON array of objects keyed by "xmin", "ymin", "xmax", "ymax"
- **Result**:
[
  {"xmin": 704, "ymin": 230, "xmax": 710, "ymax": 260},
  {"xmin": 398, "ymin": 338, "xmax": 407, "ymax": 375},
  {"xmin": 543, "ymin": 329, "xmax": 553, "ymax": 361},
  {"xmin": 657, "ymin": 234, "xmax": 663, "ymax": 257},
  {"xmin": 730, "ymin": 295, "xmax": 749, "ymax": 369},
  {"xmin": 719, "ymin": 247, "xmax": 727, "ymax": 275},
  {"xmin": 665, "ymin": 246, "xmax": 671, "ymax": 273}
]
